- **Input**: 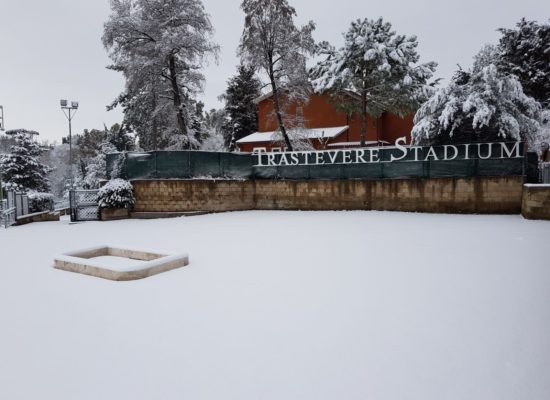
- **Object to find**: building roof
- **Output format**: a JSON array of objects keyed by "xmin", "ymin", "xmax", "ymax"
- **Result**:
[
  {"xmin": 236, "ymin": 126, "xmax": 349, "ymax": 144},
  {"xmin": 326, "ymin": 140, "xmax": 390, "ymax": 147},
  {"xmin": 253, "ymin": 89, "xmax": 361, "ymax": 104}
]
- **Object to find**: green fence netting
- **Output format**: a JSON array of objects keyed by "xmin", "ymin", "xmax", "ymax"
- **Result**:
[{"xmin": 107, "ymin": 145, "xmax": 535, "ymax": 182}]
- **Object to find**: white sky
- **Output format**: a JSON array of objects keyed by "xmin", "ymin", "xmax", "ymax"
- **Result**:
[{"xmin": 0, "ymin": 0, "xmax": 548, "ymax": 142}]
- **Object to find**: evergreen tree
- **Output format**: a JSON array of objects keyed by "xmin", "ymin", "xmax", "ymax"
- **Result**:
[
  {"xmin": 107, "ymin": 78, "xmax": 171, "ymax": 150},
  {"xmin": 0, "ymin": 130, "xmax": 51, "ymax": 192},
  {"xmin": 412, "ymin": 63, "xmax": 542, "ymax": 148},
  {"xmin": 77, "ymin": 142, "xmax": 117, "ymax": 190},
  {"xmin": 497, "ymin": 19, "xmax": 550, "ymax": 106},
  {"xmin": 221, "ymin": 65, "xmax": 261, "ymax": 151},
  {"xmin": 107, "ymin": 123, "xmax": 134, "ymax": 152},
  {"xmin": 239, "ymin": 0, "xmax": 316, "ymax": 151},
  {"xmin": 200, "ymin": 108, "xmax": 228, "ymax": 152},
  {"xmin": 103, "ymin": 0, "xmax": 219, "ymax": 149},
  {"xmin": 310, "ymin": 18, "xmax": 437, "ymax": 146}
]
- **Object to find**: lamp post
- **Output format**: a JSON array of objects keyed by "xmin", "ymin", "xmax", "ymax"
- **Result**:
[
  {"xmin": 60, "ymin": 100, "xmax": 79, "ymax": 186},
  {"xmin": 0, "ymin": 105, "xmax": 5, "ymax": 209},
  {"xmin": 0, "ymin": 105, "xmax": 4, "ymax": 132}
]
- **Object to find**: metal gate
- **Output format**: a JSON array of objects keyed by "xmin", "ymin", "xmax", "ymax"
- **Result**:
[
  {"xmin": 15, "ymin": 192, "xmax": 29, "ymax": 217},
  {"xmin": 1, "ymin": 191, "xmax": 16, "ymax": 228},
  {"xmin": 69, "ymin": 190, "xmax": 100, "ymax": 222}
]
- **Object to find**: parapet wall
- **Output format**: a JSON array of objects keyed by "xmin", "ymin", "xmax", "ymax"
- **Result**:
[
  {"xmin": 522, "ymin": 185, "xmax": 550, "ymax": 220},
  {"xmin": 132, "ymin": 176, "xmax": 525, "ymax": 215}
]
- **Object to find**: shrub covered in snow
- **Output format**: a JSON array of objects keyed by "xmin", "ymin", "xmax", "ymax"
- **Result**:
[
  {"xmin": 28, "ymin": 192, "xmax": 54, "ymax": 213},
  {"xmin": 97, "ymin": 179, "xmax": 135, "ymax": 209}
]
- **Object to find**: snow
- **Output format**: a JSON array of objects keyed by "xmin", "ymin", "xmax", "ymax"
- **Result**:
[
  {"xmin": 1, "ymin": 211, "xmax": 550, "ymax": 399},
  {"xmin": 236, "ymin": 126, "xmax": 349, "ymax": 144}
]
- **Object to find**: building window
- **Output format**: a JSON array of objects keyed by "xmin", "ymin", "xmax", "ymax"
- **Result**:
[
  {"xmin": 252, "ymin": 147, "xmax": 266, "ymax": 154},
  {"xmin": 296, "ymin": 106, "xmax": 303, "ymax": 119}
]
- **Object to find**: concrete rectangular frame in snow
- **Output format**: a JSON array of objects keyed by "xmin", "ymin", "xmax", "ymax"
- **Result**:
[{"xmin": 53, "ymin": 245, "xmax": 189, "ymax": 281}]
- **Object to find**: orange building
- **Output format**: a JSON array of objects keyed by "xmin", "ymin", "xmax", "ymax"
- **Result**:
[{"xmin": 236, "ymin": 92, "xmax": 414, "ymax": 152}]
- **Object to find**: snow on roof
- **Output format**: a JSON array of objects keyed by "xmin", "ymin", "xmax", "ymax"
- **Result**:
[
  {"xmin": 253, "ymin": 89, "xmax": 361, "ymax": 104},
  {"xmin": 253, "ymin": 92, "xmax": 274, "ymax": 104},
  {"xmin": 236, "ymin": 126, "xmax": 349, "ymax": 144}
]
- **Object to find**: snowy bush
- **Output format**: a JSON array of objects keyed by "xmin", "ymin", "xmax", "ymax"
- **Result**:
[
  {"xmin": 97, "ymin": 179, "xmax": 135, "ymax": 209},
  {"xmin": 28, "ymin": 192, "xmax": 54, "ymax": 213}
]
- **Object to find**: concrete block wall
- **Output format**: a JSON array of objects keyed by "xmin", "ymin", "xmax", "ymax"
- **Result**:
[
  {"xmin": 133, "ymin": 180, "xmax": 256, "ymax": 213},
  {"xmin": 132, "ymin": 176, "xmax": 525, "ymax": 215},
  {"xmin": 522, "ymin": 184, "xmax": 550, "ymax": 220}
]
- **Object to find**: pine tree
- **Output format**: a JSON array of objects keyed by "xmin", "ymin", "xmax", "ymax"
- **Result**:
[
  {"xmin": 412, "ymin": 63, "xmax": 542, "ymax": 148},
  {"xmin": 239, "ymin": 0, "xmax": 315, "ymax": 151},
  {"xmin": 103, "ymin": 0, "xmax": 219, "ymax": 149},
  {"xmin": 0, "ymin": 130, "xmax": 51, "ymax": 192},
  {"xmin": 221, "ymin": 65, "xmax": 261, "ymax": 151},
  {"xmin": 497, "ymin": 19, "xmax": 550, "ymax": 106},
  {"xmin": 310, "ymin": 18, "xmax": 437, "ymax": 146},
  {"xmin": 106, "ymin": 123, "xmax": 134, "ymax": 152}
]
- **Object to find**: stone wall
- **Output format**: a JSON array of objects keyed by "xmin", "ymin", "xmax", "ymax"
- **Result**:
[
  {"xmin": 15, "ymin": 211, "xmax": 60, "ymax": 226},
  {"xmin": 522, "ymin": 184, "xmax": 550, "ymax": 220},
  {"xmin": 132, "ymin": 176, "xmax": 524, "ymax": 215}
]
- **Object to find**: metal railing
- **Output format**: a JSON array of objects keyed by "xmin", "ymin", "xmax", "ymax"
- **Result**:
[
  {"xmin": 2, "ymin": 207, "xmax": 16, "ymax": 228},
  {"xmin": 54, "ymin": 199, "xmax": 70, "ymax": 210}
]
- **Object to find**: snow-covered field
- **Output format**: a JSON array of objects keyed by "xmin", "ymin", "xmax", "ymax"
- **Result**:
[{"xmin": 0, "ymin": 211, "xmax": 549, "ymax": 400}]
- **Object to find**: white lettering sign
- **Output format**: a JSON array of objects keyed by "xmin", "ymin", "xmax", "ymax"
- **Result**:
[{"xmin": 254, "ymin": 137, "xmax": 524, "ymax": 167}]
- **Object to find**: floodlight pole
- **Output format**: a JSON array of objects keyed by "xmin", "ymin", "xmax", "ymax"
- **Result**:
[
  {"xmin": 0, "ymin": 106, "xmax": 4, "ymax": 208},
  {"xmin": 0, "ymin": 106, "xmax": 4, "ymax": 132},
  {"xmin": 60, "ymin": 100, "xmax": 79, "ymax": 186}
]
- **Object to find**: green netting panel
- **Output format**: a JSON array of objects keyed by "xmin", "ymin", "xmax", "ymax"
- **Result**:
[
  {"xmin": 113, "ymin": 147, "xmax": 530, "ymax": 181},
  {"xmin": 252, "ymin": 165, "xmax": 278, "ymax": 179},
  {"xmin": 277, "ymin": 165, "xmax": 311, "ymax": 179},
  {"xmin": 343, "ymin": 163, "xmax": 385, "ymax": 179},
  {"xmin": 125, "ymin": 152, "xmax": 156, "ymax": 179},
  {"xmin": 189, "ymin": 152, "xmax": 222, "ymax": 177},
  {"xmin": 476, "ymin": 158, "xmax": 524, "ymax": 176},
  {"xmin": 427, "ymin": 160, "xmax": 476, "ymax": 178},
  {"xmin": 155, "ymin": 152, "xmax": 191, "ymax": 179},
  {"xmin": 220, "ymin": 153, "xmax": 256, "ymax": 179}
]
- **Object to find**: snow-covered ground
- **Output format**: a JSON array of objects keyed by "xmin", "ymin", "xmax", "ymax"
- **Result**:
[{"xmin": 0, "ymin": 211, "xmax": 549, "ymax": 400}]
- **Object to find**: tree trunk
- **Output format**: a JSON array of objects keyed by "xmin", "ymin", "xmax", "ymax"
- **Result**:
[
  {"xmin": 152, "ymin": 90, "xmax": 158, "ymax": 150},
  {"xmin": 168, "ymin": 54, "xmax": 189, "ymax": 148},
  {"xmin": 268, "ymin": 72, "xmax": 293, "ymax": 151},
  {"xmin": 360, "ymin": 89, "xmax": 367, "ymax": 147}
]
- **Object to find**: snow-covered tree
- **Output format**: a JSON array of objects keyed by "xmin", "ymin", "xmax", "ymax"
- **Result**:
[
  {"xmin": 44, "ymin": 143, "xmax": 71, "ymax": 199},
  {"xmin": 75, "ymin": 142, "xmax": 118, "ymax": 190},
  {"xmin": 200, "ymin": 108, "xmax": 227, "ymax": 152},
  {"xmin": 239, "ymin": 0, "xmax": 315, "ymax": 151},
  {"xmin": 221, "ymin": 65, "xmax": 261, "ymax": 151},
  {"xmin": 412, "ymin": 64, "xmax": 542, "ymax": 148},
  {"xmin": 107, "ymin": 123, "xmax": 134, "ymax": 152},
  {"xmin": 497, "ymin": 19, "xmax": 550, "ymax": 106},
  {"xmin": 103, "ymin": 0, "xmax": 219, "ymax": 149},
  {"xmin": 108, "ymin": 78, "xmax": 172, "ymax": 150},
  {"xmin": 0, "ymin": 130, "xmax": 51, "ymax": 192},
  {"xmin": 310, "ymin": 18, "xmax": 437, "ymax": 146}
]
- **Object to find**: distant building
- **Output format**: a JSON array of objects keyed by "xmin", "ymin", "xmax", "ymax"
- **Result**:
[{"xmin": 236, "ymin": 92, "xmax": 414, "ymax": 152}]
